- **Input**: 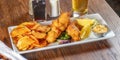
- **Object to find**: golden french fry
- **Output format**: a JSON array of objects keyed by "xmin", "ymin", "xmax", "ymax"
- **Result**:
[
  {"xmin": 33, "ymin": 40, "xmax": 47, "ymax": 48},
  {"xmin": 31, "ymin": 23, "xmax": 41, "ymax": 30},
  {"xmin": 11, "ymin": 26, "xmax": 31, "ymax": 37},
  {"xmin": 29, "ymin": 35, "xmax": 39, "ymax": 44},
  {"xmin": 36, "ymin": 25, "xmax": 50, "ymax": 33},
  {"xmin": 28, "ymin": 44, "xmax": 34, "ymax": 50},
  {"xmin": 17, "ymin": 36, "xmax": 35, "ymax": 51},
  {"xmin": 12, "ymin": 35, "xmax": 23, "ymax": 44},
  {"xmin": 31, "ymin": 31, "xmax": 46, "ymax": 39},
  {"xmin": 19, "ymin": 22, "xmax": 36, "ymax": 29},
  {"xmin": 12, "ymin": 37, "xmax": 18, "ymax": 45}
]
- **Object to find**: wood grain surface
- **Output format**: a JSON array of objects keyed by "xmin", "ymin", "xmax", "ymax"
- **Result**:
[
  {"xmin": 106, "ymin": 0, "xmax": 120, "ymax": 16},
  {"xmin": 0, "ymin": 0, "xmax": 120, "ymax": 60}
]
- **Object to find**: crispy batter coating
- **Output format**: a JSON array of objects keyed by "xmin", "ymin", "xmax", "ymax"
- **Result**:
[
  {"xmin": 46, "ymin": 12, "xmax": 70, "ymax": 43},
  {"xmin": 46, "ymin": 31, "xmax": 56, "ymax": 43},
  {"xmin": 51, "ymin": 12, "xmax": 70, "ymax": 31},
  {"xmin": 66, "ymin": 21, "xmax": 81, "ymax": 41},
  {"xmin": 52, "ymin": 20, "xmax": 65, "ymax": 31}
]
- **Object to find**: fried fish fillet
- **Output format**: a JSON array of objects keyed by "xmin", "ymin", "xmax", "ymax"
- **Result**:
[
  {"xmin": 52, "ymin": 19, "xmax": 65, "ymax": 31},
  {"xmin": 46, "ymin": 27, "xmax": 61, "ymax": 43},
  {"xmin": 46, "ymin": 31, "xmax": 57, "ymax": 43},
  {"xmin": 46, "ymin": 12, "xmax": 70, "ymax": 43},
  {"xmin": 51, "ymin": 12, "xmax": 70, "ymax": 31},
  {"xmin": 66, "ymin": 21, "xmax": 81, "ymax": 41}
]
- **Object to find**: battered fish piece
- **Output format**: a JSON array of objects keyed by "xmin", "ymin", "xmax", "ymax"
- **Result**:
[
  {"xmin": 51, "ymin": 27, "xmax": 61, "ymax": 37},
  {"xmin": 66, "ymin": 21, "xmax": 81, "ymax": 41},
  {"xmin": 46, "ymin": 27, "xmax": 61, "ymax": 43},
  {"xmin": 46, "ymin": 12, "xmax": 70, "ymax": 43},
  {"xmin": 52, "ymin": 19, "xmax": 65, "ymax": 31},
  {"xmin": 52, "ymin": 12, "xmax": 70, "ymax": 31},
  {"xmin": 46, "ymin": 31, "xmax": 57, "ymax": 43},
  {"xmin": 58, "ymin": 12, "xmax": 70, "ymax": 28}
]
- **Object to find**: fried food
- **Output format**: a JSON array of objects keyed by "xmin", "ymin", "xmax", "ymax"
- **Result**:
[
  {"xmin": 11, "ymin": 21, "xmax": 48, "ymax": 51},
  {"xmin": 51, "ymin": 12, "xmax": 70, "ymax": 31},
  {"xmin": 33, "ymin": 40, "xmax": 48, "ymax": 48},
  {"xmin": 28, "ymin": 35, "xmax": 39, "ymax": 44},
  {"xmin": 52, "ymin": 20, "xmax": 65, "ymax": 31},
  {"xmin": 12, "ymin": 35, "xmax": 23, "ymax": 44},
  {"xmin": 35, "ymin": 25, "xmax": 50, "ymax": 33},
  {"xmin": 46, "ymin": 12, "xmax": 70, "ymax": 43},
  {"xmin": 19, "ymin": 21, "xmax": 37, "ymax": 29},
  {"xmin": 51, "ymin": 27, "xmax": 61, "ymax": 37},
  {"xmin": 11, "ymin": 12, "xmax": 88, "ymax": 51},
  {"xmin": 17, "ymin": 36, "xmax": 35, "ymax": 50},
  {"xmin": 46, "ymin": 26, "xmax": 60, "ymax": 42},
  {"xmin": 58, "ymin": 12, "xmax": 70, "ymax": 26},
  {"xmin": 66, "ymin": 21, "xmax": 81, "ymax": 41},
  {"xmin": 46, "ymin": 27, "xmax": 61, "ymax": 43},
  {"xmin": 46, "ymin": 31, "xmax": 57, "ymax": 43},
  {"xmin": 11, "ymin": 26, "xmax": 31, "ymax": 37},
  {"xmin": 31, "ymin": 31, "xmax": 46, "ymax": 39},
  {"xmin": 31, "ymin": 23, "xmax": 41, "ymax": 30}
]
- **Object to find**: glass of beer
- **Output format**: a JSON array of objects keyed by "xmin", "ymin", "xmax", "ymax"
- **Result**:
[{"xmin": 72, "ymin": 0, "xmax": 88, "ymax": 17}]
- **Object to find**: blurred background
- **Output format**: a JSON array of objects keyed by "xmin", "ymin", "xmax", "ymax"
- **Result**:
[{"xmin": 106, "ymin": 0, "xmax": 120, "ymax": 17}]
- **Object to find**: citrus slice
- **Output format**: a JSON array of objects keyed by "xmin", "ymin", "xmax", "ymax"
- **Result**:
[
  {"xmin": 80, "ymin": 25, "xmax": 91, "ymax": 39},
  {"xmin": 77, "ymin": 18, "xmax": 95, "ymax": 26}
]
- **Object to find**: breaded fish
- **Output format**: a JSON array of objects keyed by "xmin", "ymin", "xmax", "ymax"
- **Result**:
[
  {"xmin": 66, "ymin": 21, "xmax": 81, "ymax": 41},
  {"xmin": 46, "ymin": 12, "xmax": 70, "ymax": 43}
]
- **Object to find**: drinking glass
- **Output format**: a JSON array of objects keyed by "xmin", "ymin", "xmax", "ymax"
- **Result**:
[{"xmin": 72, "ymin": 0, "xmax": 88, "ymax": 17}]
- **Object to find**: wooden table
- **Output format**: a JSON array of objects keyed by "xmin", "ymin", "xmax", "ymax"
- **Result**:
[{"xmin": 0, "ymin": 0, "xmax": 120, "ymax": 60}]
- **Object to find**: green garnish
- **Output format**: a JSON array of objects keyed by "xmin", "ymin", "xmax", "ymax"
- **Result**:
[{"xmin": 58, "ymin": 32, "xmax": 71, "ymax": 40}]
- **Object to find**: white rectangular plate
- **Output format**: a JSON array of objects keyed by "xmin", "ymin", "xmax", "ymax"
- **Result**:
[{"xmin": 8, "ymin": 13, "xmax": 115, "ymax": 54}]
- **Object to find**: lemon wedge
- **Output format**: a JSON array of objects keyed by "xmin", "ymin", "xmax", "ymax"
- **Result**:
[
  {"xmin": 76, "ymin": 18, "xmax": 96, "ymax": 39},
  {"xmin": 80, "ymin": 25, "xmax": 91, "ymax": 39},
  {"xmin": 77, "ymin": 18, "xmax": 95, "ymax": 26}
]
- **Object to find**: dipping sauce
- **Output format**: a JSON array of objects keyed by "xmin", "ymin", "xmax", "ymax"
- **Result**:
[{"xmin": 93, "ymin": 24, "xmax": 108, "ymax": 34}]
